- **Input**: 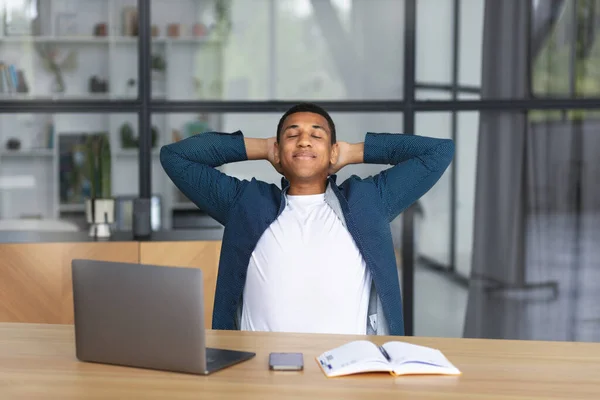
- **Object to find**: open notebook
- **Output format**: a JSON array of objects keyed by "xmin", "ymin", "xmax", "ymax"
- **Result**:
[{"xmin": 316, "ymin": 340, "xmax": 461, "ymax": 378}]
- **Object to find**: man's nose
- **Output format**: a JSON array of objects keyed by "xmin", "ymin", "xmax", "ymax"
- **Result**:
[{"xmin": 297, "ymin": 133, "xmax": 312, "ymax": 147}]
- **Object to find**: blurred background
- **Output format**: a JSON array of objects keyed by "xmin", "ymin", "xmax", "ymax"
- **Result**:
[{"xmin": 0, "ymin": 0, "xmax": 599, "ymax": 341}]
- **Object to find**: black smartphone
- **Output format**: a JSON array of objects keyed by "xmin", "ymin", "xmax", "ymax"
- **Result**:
[{"xmin": 269, "ymin": 352, "xmax": 304, "ymax": 371}]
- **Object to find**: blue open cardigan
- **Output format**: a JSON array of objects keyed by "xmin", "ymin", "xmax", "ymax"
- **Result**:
[{"xmin": 160, "ymin": 131, "xmax": 454, "ymax": 336}]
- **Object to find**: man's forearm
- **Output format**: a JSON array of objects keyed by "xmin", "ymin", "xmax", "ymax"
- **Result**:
[
  {"xmin": 345, "ymin": 142, "xmax": 364, "ymax": 165},
  {"xmin": 161, "ymin": 131, "xmax": 247, "ymax": 168},
  {"xmin": 363, "ymin": 132, "xmax": 454, "ymax": 169},
  {"xmin": 244, "ymin": 138, "xmax": 269, "ymax": 160}
]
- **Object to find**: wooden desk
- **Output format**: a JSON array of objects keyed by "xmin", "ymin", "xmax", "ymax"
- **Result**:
[{"xmin": 1, "ymin": 323, "xmax": 600, "ymax": 399}]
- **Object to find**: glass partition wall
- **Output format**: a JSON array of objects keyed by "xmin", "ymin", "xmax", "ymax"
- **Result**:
[{"xmin": 2, "ymin": 0, "xmax": 599, "ymax": 339}]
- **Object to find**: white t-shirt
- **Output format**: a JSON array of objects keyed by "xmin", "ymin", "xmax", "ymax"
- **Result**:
[{"xmin": 240, "ymin": 193, "xmax": 372, "ymax": 335}]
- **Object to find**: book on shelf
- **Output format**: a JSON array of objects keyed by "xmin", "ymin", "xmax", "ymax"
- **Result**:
[
  {"xmin": 316, "ymin": 340, "xmax": 461, "ymax": 378},
  {"xmin": 0, "ymin": 62, "xmax": 28, "ymax": 94}
]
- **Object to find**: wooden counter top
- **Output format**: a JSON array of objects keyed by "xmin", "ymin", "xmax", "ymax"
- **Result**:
[
  {"xmin": 1, "ymin": 323, "xmax": 600, "ymax": 399},
  {"xmin": 0, "ymin": 228, "xmax": 224, "ymax": 243}
]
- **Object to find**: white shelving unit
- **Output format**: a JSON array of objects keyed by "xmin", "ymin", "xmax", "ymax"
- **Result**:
[{"xmin": 0, "ymin": 0, "xmax": 226, "ymax": 228}]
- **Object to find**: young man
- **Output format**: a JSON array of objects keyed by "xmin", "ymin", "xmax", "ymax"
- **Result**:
[{"xmin": 160, "ymin": 103, "xmax": 454, "ymax": 336}]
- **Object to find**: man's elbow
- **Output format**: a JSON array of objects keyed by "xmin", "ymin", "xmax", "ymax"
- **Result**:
[
  {"xmin": 437, "ymin": 139, "xmax": 455, "ymax": 168},
  {"xmin": 159, "ymin": 145, "xmax": 170, "ymax": 168},
  {"xmin": 440, "ymin": 138, "xmax": 455, "ymax": 157},
  {"xmin": 159, "ymin": 144, "xmax": 179, "ymax": 176},
  {"xmin": 420, "ymin": 139, "xmax": 455, "ymax": 173}
]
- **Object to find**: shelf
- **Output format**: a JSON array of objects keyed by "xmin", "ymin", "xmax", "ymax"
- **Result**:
[
  {"xmin": 0, "ymin": 93, "xmax": 132, "ymax": 100},
  {"xmin": 0, "ymin": 36, "xmax": 111, "ymax": 44},
  {"xmin": 172, "ymin": 202, "xmax": 198, "ymax": 211},
  {"xmin": 114, "ymin": 149, "xmax": 160, "ymax": 157},
  {"xmin": 59, "ymin": 203, "xmax": 85, "ymax": 212},
  {"xmin": 0, "ymin": 1, "xmax": 225, "ymax": 224},
  {"xmin": 0, "ymin": 149, "xmax": 54, "ymax": 158},
  {"xmin": 119, "ymin": 36, "xmax": 223, "ymax": 45},
  {"xmin": 60, "ymin": 202, "xmax": 199, "ymax": 212},
  {"xmin": 0, "ymin": 35, "xmax": 223, "ymax": 45}
]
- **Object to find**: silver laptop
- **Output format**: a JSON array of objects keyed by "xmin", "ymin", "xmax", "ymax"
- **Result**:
[{"xmin": 71, "ymin": 259, "xmax": 255, "ymax": 375}]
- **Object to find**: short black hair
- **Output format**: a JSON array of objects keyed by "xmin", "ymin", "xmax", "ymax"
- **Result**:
[{"xmin": 276, "ymin": 102, "xmax": 336, "ymax": 144}]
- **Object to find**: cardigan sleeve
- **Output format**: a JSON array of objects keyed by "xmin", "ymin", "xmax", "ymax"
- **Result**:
[
  {"xmin": 160, "ymin": 130, "xmax": 249, "ymax": 225},
  {"xmin": 363, "ymin": 132, "xmax": 455, "ymax": 222}
]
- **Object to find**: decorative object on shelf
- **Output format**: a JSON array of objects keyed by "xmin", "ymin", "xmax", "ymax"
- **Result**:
[
  {"xmin": 193, "ymin": 23, "xmax": 207, "ymax": 37},
  {"xmin": 119, "ymin": 123, "xmax": 158, "ymax": 149},
  {"xmin": 5, "ymin": 138, "xmax": 21, "ymax": 151},
  {"xmin": 182, "ymin": 115, "xmax": 212, "ymax": 139},
  {"xmin": 33, "ymin": 119, "xmax": 54, "ymax": 150},
  {"xmin": 58, "ymin": 131, "xmax": 110, "ymax": 206},
  {"xmin": 0, "ymin": 63, "xmax": 28, "ymax": 93},
  {"xmin": 59, "ymin": 134, "xmax": 88, "ymax": 205},
  {"xmin": 124, "ymin": 78, "xmax": 136, "ymax": 97},
  {"xmin": 213, "ymin": 0, "xmax": 232, "ymax": 39},
  {"xmin": 151, "ymin": 126, "xmax": 158, "ymax": 147},
  {"xmin": 210, "ymin": 80, "xmax": 222, "ymax": 97},
  {"xmin": 89, "ymin": 76, "xmax": 108, "ymax": 93},
  {"xmin": 121, "ymin": 6, "xmax": 138, "ymax": 36},
  {"xmin": 85, "ymin": 193, "xmax": 115, "ymax": 238},
  {"xmin": 94, "ymin": 23, "xmax": 107, "ymax": 36},
  {"xmin": 151, "ymin": 54, "xmax": 166, "ymax": 72},
  {"xmin": 151, "ymin": 53, "xmax": 166, "ymax": 94},
  {"xmin": 193, "ymin": 78, "xmax": 203, "ymax": 97},
  {"xmin": 55, "ymin": 12, "xmax": 77, "ymax": 36},
  {"xmin": 193, "ymin": 79, "xmax": 222, "ymax": 98},
  {"xmin": 16, "ymin": 69, "xmax": 29, "ymax": 93},
  {"xmin": 167, "ymin": 23, "xmax": 181, "ymax": 38},
  {"xmin": 83, "ymin": 133, "xmax": 114, "ymax": 239},
  {"xmin": 2, "ymin": 3, "xmax": 33, "ymax": 36},
  {"xmin": 119, "ymin": 122, "xmax": 136, "ymax": 148},
  {"xmin": 35, "ymin": 43, "xmax": 77, "ymax": 93},
  {"xmin": 172, "ymin": 129, "xmax": 182, "ymax": 143},
  {"xmin": 46, "ymin": 118, "xmax": 54, "ymax": 149}
]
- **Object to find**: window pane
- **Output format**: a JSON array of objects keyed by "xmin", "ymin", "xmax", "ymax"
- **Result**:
[
  {"xmin": 416, "ymin": 89, "xmax": 451, "ymax": 100},
  {"xmin": 416, "ymin": 0, "xmax": 600, "ymax": 100},
  {"xmin": 531, "ymin": 0, "xmax": 600, "ymax": 98},
  {"xmin": 455, "ymin": 111, "xmax": 478, "ymax": 279},
  {"xmin": 415, "ymin": 112, "xmax": 452, "ymax": 269},
  {"xmin": 458, "ymin": 0, "xmax": 484, "ymax": 88},
  {"xmin": 0, "ymin": 112, "xmax": 149, "ymax": 233},
  {"xmin": 416, "ymin": 0, "xmax": 484, "ymax": 99},
  {"xmin": 0, "ymin": 0, "xmax": 139, "ymax": 100},
  {"xmin": 416, "ymin": 0, "xmax": 453, "ymax": 86},
  {"xmin": 462, "ymin": 109, "xmax": 600, "ymax": 342},
  {"xmin": 150, "ymin": 0, "xmax": 404, "ymax": 100}
]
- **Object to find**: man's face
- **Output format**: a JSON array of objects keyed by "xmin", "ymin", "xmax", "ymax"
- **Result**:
[{"xmin": 275, "ymin": 112, "xmax": 338, "ymax": 182}]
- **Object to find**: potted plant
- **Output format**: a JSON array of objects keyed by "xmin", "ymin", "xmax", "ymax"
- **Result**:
[{"xmin": 84, "ymin": 132, "xmax": 114, "ymax": 238}]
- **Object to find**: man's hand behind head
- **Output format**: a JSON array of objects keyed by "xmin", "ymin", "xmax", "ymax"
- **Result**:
[
  {"xmin": 328, "ymin": 142, "xmax": 364, "ymax": 176},
  {"xmin": 266, "ymin": 137, "xmax": 283, "ymax": 175},
  {"xmin": 328, "ymin": 141, "xmax": 349, "ymax": 175}
]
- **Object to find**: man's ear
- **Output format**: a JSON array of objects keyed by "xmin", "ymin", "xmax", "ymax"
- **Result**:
[
  {"xmin": 330, "ymin": 142, "xmax": 339, "ymax": 165},
  {"xmin": 273, "ymin": 141, "xmax": 280, "ymax": 164}
]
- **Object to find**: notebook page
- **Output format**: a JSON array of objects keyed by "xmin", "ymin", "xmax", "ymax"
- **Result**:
[
  {"xmin": 316, "ymin": 340, "xmax": 391, "ymax": 377},
  {"xmin": 381, "ymin": 341, "xmax": 460, "ymax": 372}
]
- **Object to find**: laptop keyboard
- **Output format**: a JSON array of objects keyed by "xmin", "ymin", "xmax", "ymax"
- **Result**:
[{"xmin": 205, "ymin": 347, "xmax": 253, "ymax": 371}]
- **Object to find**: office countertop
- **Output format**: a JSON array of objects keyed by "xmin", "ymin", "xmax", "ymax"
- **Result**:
[
  {"xmin": 3, "ymin": 323, "xmax": 600, "ymax": 399},
  {"xmin": 0, "ymin": 228, "xmax": 224, "ymax": 243}
]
